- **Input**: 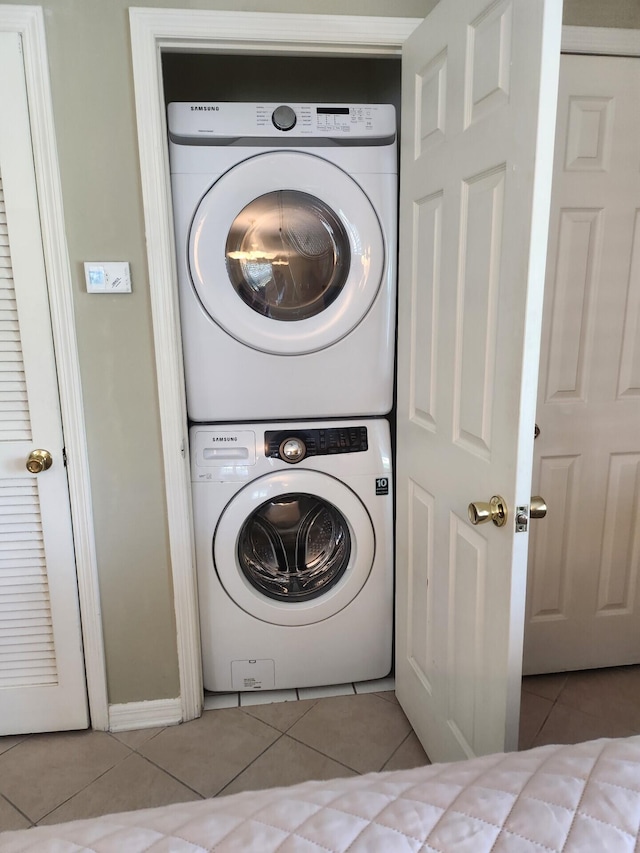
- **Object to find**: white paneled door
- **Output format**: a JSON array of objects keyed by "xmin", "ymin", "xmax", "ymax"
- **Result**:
[
  {"xmin": 0, "ymin": 33, "xmax": 88, "ymax": 734},
  {"xmin": 525, "ymin": 54, "xmax": 640, "ymax": 674},
  {"xmin": 395, "ymin": 0, "xmax": 561, "ymax": 762}
]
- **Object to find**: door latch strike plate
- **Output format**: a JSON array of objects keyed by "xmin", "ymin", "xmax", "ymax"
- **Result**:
[{"xmin": 516, "ymin": 506, "xmax": 528, "ymax": 533}]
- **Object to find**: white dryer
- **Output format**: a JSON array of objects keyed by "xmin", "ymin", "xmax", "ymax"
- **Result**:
[
  {"xmin": 190, "ymin": 419, "xmax": 393, "ymax": 692},
  {"xmin": 169, "ymin": 102, "xmax": 397, "ymax": 422}
]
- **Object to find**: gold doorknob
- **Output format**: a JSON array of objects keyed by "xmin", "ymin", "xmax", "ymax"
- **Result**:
[
  {"xmin": 26, "ymin": 449, "xmax": 53, "ymax": 474},
  {"xmin": 530, "ymin": 496, "xmax": 547, "ymax": 519},
  {"xmin": 468, "ymin": 495, "xmax": 508, "ymax": 527}
]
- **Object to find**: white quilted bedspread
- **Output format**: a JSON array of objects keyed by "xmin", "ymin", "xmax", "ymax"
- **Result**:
[{"xmin": 2, "ymin": 736, "xmax": 640, "ymax": 851}]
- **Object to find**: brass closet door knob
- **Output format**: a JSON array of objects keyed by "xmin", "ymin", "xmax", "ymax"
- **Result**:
[
  {"xmin": 530, "ymin": 496, "xmax": 547, "ymax": 518},
  {"xmin": 468, "ymin": 495, "xmax": 507, "ymax": 527},
  {"xmin": 26, "ymin": 449, "xmax": 53, "ymax": 474}
]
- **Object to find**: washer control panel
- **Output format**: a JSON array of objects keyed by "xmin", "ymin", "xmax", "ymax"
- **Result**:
[{"xmin": 265, "ymin": 426, "xmax": 368, "ymax": 464}]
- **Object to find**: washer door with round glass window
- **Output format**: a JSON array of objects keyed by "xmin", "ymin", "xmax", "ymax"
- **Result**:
[
  {"xmin": 214, "ymin": 471, "xmax": 375, "ymax": 626},
  {"xmin": 189, "ymin": 150, "xmax": 385, "ymax": 356}
]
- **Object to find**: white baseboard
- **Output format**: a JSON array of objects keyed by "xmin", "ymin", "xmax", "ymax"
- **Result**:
[{"xmin": 108, "ymin": 697, "xmax": 183, "ymax": 732}]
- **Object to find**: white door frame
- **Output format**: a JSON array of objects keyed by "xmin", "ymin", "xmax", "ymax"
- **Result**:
[
  {"xmin": 129, "ymin": 8, "xmax": 640, "ymax": 722},
  {"xmin": 129, "ymin": 8, "xmax": 421, "ymax": 722},
  {"xmin": 0, "ymin": 7, "xmax": 108, "ymax": 730}
]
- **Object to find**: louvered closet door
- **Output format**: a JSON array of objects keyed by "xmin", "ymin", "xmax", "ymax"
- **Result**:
[{"xmin": 0, "ymin": 32, "xmax": 87, "ymax": 733}]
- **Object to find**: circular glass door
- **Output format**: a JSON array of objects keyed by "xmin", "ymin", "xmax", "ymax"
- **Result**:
[
  {"xmin": 189, "ymin": 151, "xmax": 385, "ymax": 355},
  {"xmin": 226, "ymin": 191, "xmax": 350, "ymax": 321},
  {"xmin": 214, "ymin": 470, "xmax": 375, "ymax": 626},
  {"xmin": 237, "ymin": 492, "xmax": 350, "ymax": 601}
]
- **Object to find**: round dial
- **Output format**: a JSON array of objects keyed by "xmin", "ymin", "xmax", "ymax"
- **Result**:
[
  {"xmin": 280, "ymin": 437, "xmax": 306, "ymax": 463},
  {"xmin": 272, "ymin": 105, "xmax": 297, "ymax": 132}
]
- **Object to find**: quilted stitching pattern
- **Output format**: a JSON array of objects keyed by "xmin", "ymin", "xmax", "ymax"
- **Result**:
[{"xmin": 2, "ymin": 737, "xmax": 640, "ymax": 852}]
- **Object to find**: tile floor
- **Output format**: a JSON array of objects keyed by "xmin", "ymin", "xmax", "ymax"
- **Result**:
[
  {"xmin": 0, "ymin": 681, "xmax": 424, "ymax": 832},
  {"xmin": 1, "ymin": 666, "xmax": 639, "ymax": 833},
  {"xmin": 519, "ymin": 664, "xmax": 640, "ymax": 749}
]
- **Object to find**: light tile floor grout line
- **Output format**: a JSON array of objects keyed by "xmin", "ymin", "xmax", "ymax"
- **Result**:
[
  {"xmin": 1, "ymin": 792, "xmax": 33, "ymax": 829},
  {"xmin": 214, "ymin": 731, "xmax": 288, "ymax": 798},
  {"xmin": 277, "ymin": 730, "xmax": 366, "ymax": 776},
  {"xmin": 239, "ymin": 698, "xmax": 319, "ymax": 735},
  {"xmin": 382, "ymin": 729, "xmax": 417, "ymax": 771},
  {"xmin": 35, "ymin": 741, "xmax": 141, "ymax": 826}
]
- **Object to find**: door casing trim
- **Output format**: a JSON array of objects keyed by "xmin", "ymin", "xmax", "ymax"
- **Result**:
[
  {"xmin": 129, "ymin": 8, "xmax": 420, "ymax": 723},
  {"xmin": 562, "ymin": 25, "xmax": 640, "ymax": 55},
  {"xmin": 129, "ymin": 9, "xmax": 640, "ymax": 723}
]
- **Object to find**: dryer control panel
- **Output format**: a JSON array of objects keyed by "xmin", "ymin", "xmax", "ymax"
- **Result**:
[
  {"xmin": 167, "ymin": 102, "xmax": 396, "ymax": 144},
  {"xmin": 265, "ymin": 426, "xmax": 368, "ymax": 464}
]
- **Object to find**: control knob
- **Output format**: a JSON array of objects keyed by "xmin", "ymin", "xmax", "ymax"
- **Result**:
[
  {"xmin": 279, "ymin": 437, "xmax": 306, "ymax": 463},
  {"xmin": 272, "ymin": 105, "xmax": 297, "ymax": 132}
]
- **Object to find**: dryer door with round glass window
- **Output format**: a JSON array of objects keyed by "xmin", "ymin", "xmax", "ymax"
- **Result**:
[
  {"xmin": 214, "ymin": 470, "xmax": 375, "ymax": 626},
  {"xmin": 226, "ymin": 190, "xmax": 350, "ymax": 323},
  {"xmin": 189, "ymin": 150, "xmax": 385, "ymax": 355}
]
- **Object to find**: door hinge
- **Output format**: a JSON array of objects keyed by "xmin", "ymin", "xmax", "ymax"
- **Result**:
[{"xmin": 515, "ymin": 505, "xmax": 528, "ymax": 533}]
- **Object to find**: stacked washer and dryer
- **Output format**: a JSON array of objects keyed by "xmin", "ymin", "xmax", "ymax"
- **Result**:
[{"xmin": 168, "ymin": 102, "xmax": 397, "ymax": 693}]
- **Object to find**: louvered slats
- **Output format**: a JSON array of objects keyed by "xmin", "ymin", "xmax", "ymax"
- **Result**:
[
  {"xmin": 0, "ymin": 478, "xmax": 57, "ymax": 687},
  {"xmin": 0, "ymin": 177, "xmax": 31, "ymax": 442}
]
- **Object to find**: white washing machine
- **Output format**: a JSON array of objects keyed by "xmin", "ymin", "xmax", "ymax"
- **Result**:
[
  {"xmin": 190, "ymin": 419, "xmax": 393, "ymax": 692},
  {"xmin": 169, "ymin": 102, "xmax": 397, "ymax": 422}
]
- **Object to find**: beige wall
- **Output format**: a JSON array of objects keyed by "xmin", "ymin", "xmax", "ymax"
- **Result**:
[
  {"xmin": 6, "ymin": 0, "xmax": 636, "ymax": 710},
  {"xmin": 563, "ymin": 0, "xmax": 640, "ymax": 28}
]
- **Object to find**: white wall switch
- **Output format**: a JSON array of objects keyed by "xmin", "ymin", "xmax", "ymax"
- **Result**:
[{"xmin": 84, "ymin": 262, "xmax": 132, "ymax": 293}]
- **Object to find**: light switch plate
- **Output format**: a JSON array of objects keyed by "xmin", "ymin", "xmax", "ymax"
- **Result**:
[{"xmin": 84, "ymin": 262, "xmax": 132, "ymax": 293}]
